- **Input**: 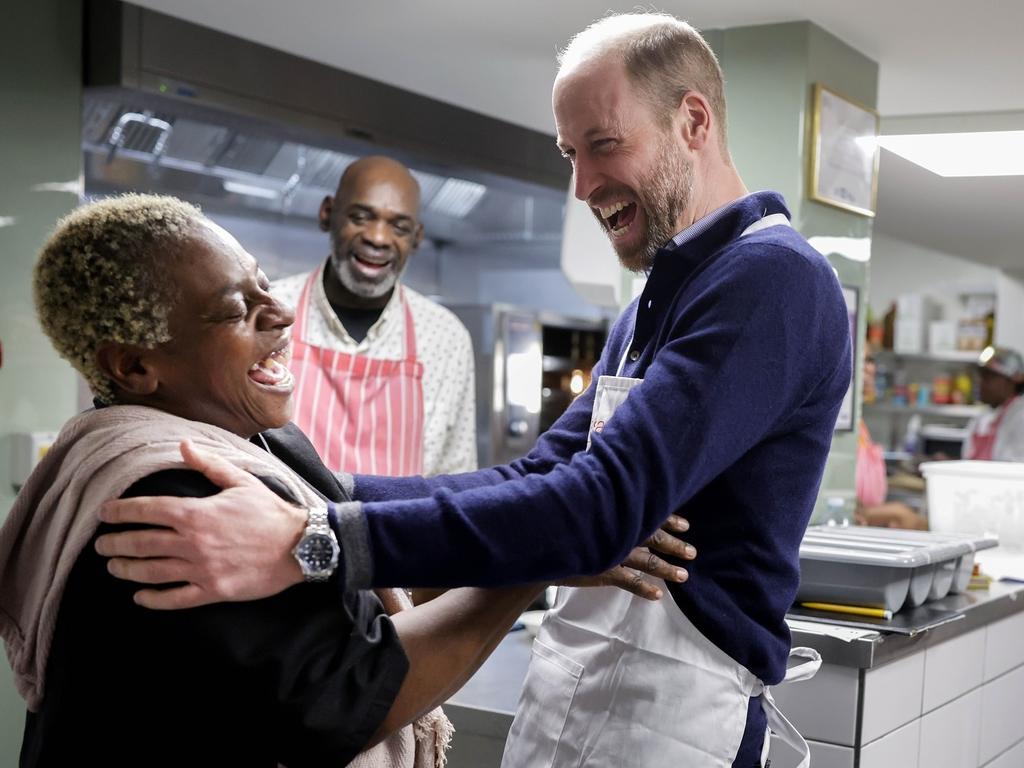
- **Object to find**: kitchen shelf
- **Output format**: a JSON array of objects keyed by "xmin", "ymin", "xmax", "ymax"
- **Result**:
[
  {"xmin": 872, "ymin": 349, "xmax": 982, "ymax": 364},
  {"xmin": 863, "ymin": 402, "xmax": 985, "ymax": 418}
]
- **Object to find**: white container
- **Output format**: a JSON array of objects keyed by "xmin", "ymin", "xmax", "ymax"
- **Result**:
[
  {"xmin": 929, "ymin": 320, "xmax": 957, "ymax": 354},
  {"xmin": 895, "ymin": 317, "xmax": 926, "ymax": 354},
  {"xmin": 922, "ymin": 460, "xmax": 1024, "ymax": 552}
]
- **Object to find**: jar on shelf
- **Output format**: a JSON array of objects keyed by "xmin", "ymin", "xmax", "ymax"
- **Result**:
[{"xmin": 932, "ymin": 373, "xmax": 953, "ymax": 405}]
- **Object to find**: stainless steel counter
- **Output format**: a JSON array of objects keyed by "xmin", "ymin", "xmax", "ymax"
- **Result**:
[
  {"xmin": 443, "ymin": 582, "xmax": 1024, "ymax": 768},
  {"xmin": 788, "ymin": 581, "xmax": 1024, "ymax": 668}
]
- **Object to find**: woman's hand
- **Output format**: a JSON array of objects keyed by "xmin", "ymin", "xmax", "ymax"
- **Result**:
[{"xmin": 559, "ymin": 515, "xmax": 695, "ymax": 600}]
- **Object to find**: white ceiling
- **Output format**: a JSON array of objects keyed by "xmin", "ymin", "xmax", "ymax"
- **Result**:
[{"xmin": 130, "ymin": 0, "xmax": 1024, "ymax": 269}]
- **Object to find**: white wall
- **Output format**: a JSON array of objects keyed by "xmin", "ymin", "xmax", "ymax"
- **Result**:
[
  {"xmin": 869, "ymin": 232, "xmax": 999, "ymax": 323},
  {"xmin": 996, "ymin": 270, "xmax": 1024, "ymax": 352},
  {"xmin": 870, "ymin": 232, "xmax": 1024, "ymax": 353}
]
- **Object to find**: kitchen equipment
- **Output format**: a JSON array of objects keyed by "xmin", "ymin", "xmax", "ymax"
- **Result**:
[
  {"xmin": 798, "ymin": 525, "xmax": 997, "ymax": 613},
  {"xmin": 446, "ymin": 305, "xmax": 605, "ymax": 466}
]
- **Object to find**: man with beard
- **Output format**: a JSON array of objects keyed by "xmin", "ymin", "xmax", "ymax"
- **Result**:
[
  {"xmin": 96, "ymin": 12, "xmax": 851, "ymax": 768},
  {"xmin": 272, "ymin": 156, "xmax": 477, "ymax": 478}
]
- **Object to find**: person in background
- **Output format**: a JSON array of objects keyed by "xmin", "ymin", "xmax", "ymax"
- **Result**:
[
  {"xmin": 856, "ymin": 353, "xmax": 928, "ymax": 529},
  {"xmin": 273, "ymin": 156, "xmax": 476, "ymax": 478},
  {"xmin": 964, "ymin": 346, "xmax": 1024, "ymax": 461},
  {"xmin": 94, "ymin": 12, "xmax": 851, "ymax": 767}
]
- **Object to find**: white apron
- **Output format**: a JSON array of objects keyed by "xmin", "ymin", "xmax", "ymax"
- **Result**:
[{"xmin": 500, "ymin": 213, "xmax": 820, "ymax": 768}]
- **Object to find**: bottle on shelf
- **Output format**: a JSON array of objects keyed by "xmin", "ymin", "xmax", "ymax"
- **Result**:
[
  {"xmin": 824, "ymin": 496, "xmax": 849, "ymax": 527},
  {"xmin": 952, "ymin": 369, "xmax": 974, "ymax": 405},
  {"xmin": 866, "ymin": 305, "xmax": 885, "ymax": 347},
  {"xmin": 882, "ymin": 302, "xmax": 896, "ymax": 350},
  {"xmin": 890, "ymin": 366, "xmax": 908, "ymax": 406},
  {"xmin": 874, "ymin": 363, "xmax": 890, "ymax": 402},
  {"xmin": 903, "ymin": 414, "xmax": 923, "ymax": 454}
]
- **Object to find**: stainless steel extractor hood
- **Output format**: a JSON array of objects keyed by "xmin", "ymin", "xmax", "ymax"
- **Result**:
[{"xmin": 83, "ymin": 0, "xmax": 568, "ymax": 192}]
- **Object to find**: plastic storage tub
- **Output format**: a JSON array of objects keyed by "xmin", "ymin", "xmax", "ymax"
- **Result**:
[{"xmin": 922, "ymin": 460, "xmax": 1024, "ymax": 553}]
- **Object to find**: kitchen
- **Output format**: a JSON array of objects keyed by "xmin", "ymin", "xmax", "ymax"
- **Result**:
[{"xmin": 3, "ymin": 1, "xmax": 1024, "ymax": 767}]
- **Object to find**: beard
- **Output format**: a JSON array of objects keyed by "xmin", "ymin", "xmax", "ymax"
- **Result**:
[
  {"xmin": 599, "ymin": 136, "xmax": 694, "ymax": 273},
  {"xmin": 329, "ymin": 232, "xmax": 400, "ymax": 300}
]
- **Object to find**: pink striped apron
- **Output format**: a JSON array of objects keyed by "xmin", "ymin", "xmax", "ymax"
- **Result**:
[
  {"xmin": 966, "ymin": 396, "xmax": 1018, "ymax": 461},
  {"xmin": 290, "ymin": 270, "xmax": 425, "ymax": 476}
]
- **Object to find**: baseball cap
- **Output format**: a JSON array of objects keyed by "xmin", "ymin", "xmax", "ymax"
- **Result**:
[{"xmin": 978, "ymin": 346, "xmax": 1024, "ymax": 382}]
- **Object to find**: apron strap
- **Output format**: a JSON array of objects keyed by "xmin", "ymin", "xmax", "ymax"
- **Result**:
[
  {"xmin": 753, "ymin": 647, "xmax": 821, "ymax": 768},
  {"xmin": 293, "ymin": 268, "xmax": 319, "ymax": 344},
  {"xmin": 400, "ymin": 287, "xmax": 418, "ymax": 363}
]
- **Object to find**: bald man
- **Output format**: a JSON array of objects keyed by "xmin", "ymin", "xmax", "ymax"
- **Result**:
[{"xmin": 273, "ymin": 156, "xmax": 476, "ymax": 477}]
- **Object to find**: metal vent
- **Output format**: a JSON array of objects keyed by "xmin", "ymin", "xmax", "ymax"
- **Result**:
[
  {"xmin": 161, "ymin": 119, "xmax": 231, "ymax": 166},
  {"xmin": 301, "ymin": 148, "xmax": 359, "ymax": 190},
  {"xmin": 427, "ymin": 178, "xmax": 487, "ymax": 218},
  {"xmin": 410, "ymin": 169, "xmax": 447, "ymax": 204},
  {"xmin": 216, "ymin": 134, "xmax": 283, "ymax": 175},
  {"xmin": 82, "ymin": 100, "xmax": 120, "ymax": 144},
  {"xmin": 108, "ymin": 112, "xmax": 173, "ymax": 155}
]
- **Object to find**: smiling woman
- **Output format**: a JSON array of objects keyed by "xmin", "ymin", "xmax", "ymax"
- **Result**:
[
  {"xmin": 0, "ymin": 194, "xmax": 540, "ymax": 768},
  {"xmin": 35, "ymin": 195, "xmax": 298, "ymax": 435}
]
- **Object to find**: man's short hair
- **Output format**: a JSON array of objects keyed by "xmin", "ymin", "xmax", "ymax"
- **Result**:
[
  {"xmin": 558, "ymin": 13, "xmax": 728, "ymax": 148},
  {"xmin": 34, "ymin": 194, "xmax": 203, "ymax": 402}
]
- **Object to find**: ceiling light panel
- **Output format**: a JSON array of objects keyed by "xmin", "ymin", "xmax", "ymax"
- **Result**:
[{"xmin": 877, "ymin": 131, "xmax": 1024, "ymax": 177}]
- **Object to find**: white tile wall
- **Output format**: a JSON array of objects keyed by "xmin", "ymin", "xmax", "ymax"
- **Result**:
[
  {"xmin": 984, "ymin": 611, "xmax": 1024, "ymax": 682},
  {"xmin": 982, "ymin": 737, "xmax": 1024, "ymax": 768},
  {"xmin": 861, "ymin": 719, "xmax": 921, "ymax": 768},
  {"xmin": 923, "ymin": 627, "xmax": 986, "ymax": 713},
  {"xmin": 917, "ymin": 688, "xmax": 982, "ymax": 768},
  {"xmin": 862, "ymin": 652, "xmax": 925, "ymax": 743},
  {"xmin": 980, "ymin": 664, "xmax": 1024, "ymax": 764}
]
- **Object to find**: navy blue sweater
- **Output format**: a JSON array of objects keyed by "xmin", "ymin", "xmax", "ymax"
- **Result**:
[{"xmin": 341, "ymin": 191, "xmax": 851, "ymax": 759}]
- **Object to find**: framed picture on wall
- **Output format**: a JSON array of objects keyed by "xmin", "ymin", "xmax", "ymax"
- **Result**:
[
  {"xmin": 808, "ymin": 84, "xmax": 880, "ymax": 217},
  {"xmin": 835, "ymin": 284, "xmax": 859, "ymax": 432}
]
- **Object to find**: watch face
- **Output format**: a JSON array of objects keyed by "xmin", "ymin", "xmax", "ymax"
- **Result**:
[{"xmin": 298, "ymin": 534, "xmax": 337, "ymax": 572}]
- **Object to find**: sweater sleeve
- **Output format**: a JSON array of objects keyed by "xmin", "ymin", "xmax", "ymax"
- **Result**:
[
  {"xmin": 353, "ymin": 245, "xmax": 850, "ymax": 588},
  {"xmin": 350, "ymin": 321, "xmax": 621, "ymax": 503}
]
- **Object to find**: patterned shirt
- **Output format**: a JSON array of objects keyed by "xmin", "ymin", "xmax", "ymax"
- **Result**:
[{"xmin": 273, "ymin": 266, "xmax": 477, "ymax": 476}]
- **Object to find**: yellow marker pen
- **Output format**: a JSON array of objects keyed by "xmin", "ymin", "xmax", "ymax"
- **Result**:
[{"xmin": 800, "ymin": 602, "xmax": 893, "ymax": 620}]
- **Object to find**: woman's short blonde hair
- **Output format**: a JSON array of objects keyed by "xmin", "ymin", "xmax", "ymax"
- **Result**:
[{"xmin": 34, "ymin": 194, "xmax": 205, "ymax": 403}]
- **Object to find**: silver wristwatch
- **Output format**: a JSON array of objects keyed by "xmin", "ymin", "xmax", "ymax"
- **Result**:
[{"xmin": 292, "ymin": 505, "xmax": 340, "ymax": 582}]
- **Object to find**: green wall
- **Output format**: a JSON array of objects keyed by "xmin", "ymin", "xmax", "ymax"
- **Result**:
[
  {"xmin": 714, "ymin": 21, "xmax": 878, "ymax": 522},
  {"xmin": 0, "ymin": 1, "xmax": 83, "ymax": 761}
]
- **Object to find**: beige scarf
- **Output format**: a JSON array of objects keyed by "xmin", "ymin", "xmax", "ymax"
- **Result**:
[{"xmin": 0, "ymin": 405, "xmax": 451, "ymax": 767}]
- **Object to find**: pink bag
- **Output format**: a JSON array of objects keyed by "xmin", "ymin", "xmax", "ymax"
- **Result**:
[{"xmin": 856, "ymin": 420, "xmax": 888, "ymax": 507}]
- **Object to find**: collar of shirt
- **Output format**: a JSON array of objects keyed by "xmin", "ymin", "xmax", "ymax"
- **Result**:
[
  {"xmin": 620, "ymin": 190, "xmax": 792, "ymax": 374},
  {"xmin": 668, "ymin": 192, "xmax": 763, "ymax": 251},
  {"xmin": 312, "ymin": 262, "xmax": 403, "ymax": 352}
]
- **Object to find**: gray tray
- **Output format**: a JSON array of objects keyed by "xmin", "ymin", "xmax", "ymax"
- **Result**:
[
  {"xmin": 798, "ymin": 542, "xmax": 926, "ymax": 612},
  {"xmin": 805, "ymin": 527, "xmax": 997, "ymax": 595},
  {"xmin": 803, "ymin": 529, "xmax": 968, "ymax": 606},
  {"xmin": 799, "ymin": 526, "xmax": 998, "ymax": 613}
]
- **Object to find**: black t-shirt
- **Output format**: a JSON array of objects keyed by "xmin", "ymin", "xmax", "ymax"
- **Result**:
[
  {"xmin": 330, "ymin": 303, "xmax": 385, "ymax": 344},
  {"xmin": 20, "ymin": 424, "xmax": 408, "ymax": 768}
]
